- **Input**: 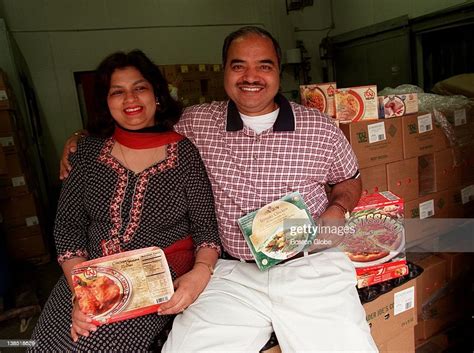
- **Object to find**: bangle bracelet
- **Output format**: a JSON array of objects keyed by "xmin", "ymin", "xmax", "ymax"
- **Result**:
[
  {"xmin": 71, "ymin": 293, "xmax": 76, "ymax": 305},
  {"xmin": 329, "ymin": 202, "xmax": 348, "ymax": 215},
  {"xmin": 194, "ymin": 261, "xmax": 214, "ymax": 276},
  {"xmin": 73, "ymin": 131, "xmax": 85, "ymax": 138}
]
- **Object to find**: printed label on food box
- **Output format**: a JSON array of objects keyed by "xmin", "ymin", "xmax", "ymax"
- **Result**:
[
  {"xmin": 367, "ymin": 122, "xmax": 386, "ymax": 143},
  {"xmin": 454, "ymin": 109, "xmax": 467, "ymax": 126},
  {"xmin": 72, "ymin": 247, "xmax": 174, "ymax": 325},
  {"xmin": 419, "ymin": 199, "xmax": 435, "ymax": 219},
  {"xmin": 0, "ymin": 136, "xmax": 14, "ymax": 147},
  {"xmin": 394, "ymin": 286, "xmax": 415, "ymax": 315},
  {"xmin": 11, "ymin": 176, "xmax": 25, "ymax": 187},
  {"xmin": 417, "ymin": 114, "xmax": 433, "ymax": 133},
  {"xmin": 0, "ymin": 90, "xmax": 8, "ymax": 101},
  {"xmin": 25, "ymin": 216, "xmax": 39, "ymax": 227}
]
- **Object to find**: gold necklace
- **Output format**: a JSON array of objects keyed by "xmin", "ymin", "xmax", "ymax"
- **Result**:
[
  {"xmin": 117, "ymin": 143, "xmax": 164, "ymax": 171},
  {"xmin": 118, "ymin": 143, "xmax": 132, "ymax": 169}
]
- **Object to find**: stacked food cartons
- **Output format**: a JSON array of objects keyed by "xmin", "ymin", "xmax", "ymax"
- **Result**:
[{"xmin": 0, "ymin": 69, "xmax": 48, "ymax": 264}]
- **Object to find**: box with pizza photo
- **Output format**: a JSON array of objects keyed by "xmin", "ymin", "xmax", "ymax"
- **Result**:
[
  {"xmin": 72, "ymin": 247, "xmax": 174, "ymax": 325},
  {"xmin": 300, "ymin": 82, "xmax": 337, "ymax": 117},
  {"xmin": 237, "ymin": 192, "xmax": 318, "ymax": 271},
  {"xmin": 339, "ymin": 191, "xmax": 407, "ymax": 288}
]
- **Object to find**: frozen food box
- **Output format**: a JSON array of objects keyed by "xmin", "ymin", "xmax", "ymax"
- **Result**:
[
  {"xmin": 72, "ymin": 247, "xmax": 174, "ymax": 325},
  {"xmin": 300, "ymin": 82, "xmax": 337, "ymax": 117},
  {"xmin": 335, "ymin": 85, "xmax": 378, "ymax": 122},
  {"xmin": 338, "ymin": 191, "xmax": 407, "ymax": 288},
  {"xmin": 238, "ymin": 192, "xmax": 318, "ymax": 271},
  {"xmin": 378, "ymin": 93, "xmax": 418, "ymax": 118}
]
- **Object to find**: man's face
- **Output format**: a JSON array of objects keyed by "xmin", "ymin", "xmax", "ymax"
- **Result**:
[{"xmin": 224, "ymin": 34, "xmax": 280, "ymax": 116}]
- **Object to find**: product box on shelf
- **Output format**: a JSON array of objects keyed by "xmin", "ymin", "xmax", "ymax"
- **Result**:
[
  {"xmin": 300, "ymin": 82, "xmax": 336, "ymax": 117},
  {"xmin": 378, "ymin": 93, "xmax": 418, "ymax": 118},
  {"xmin": 340, "ymin": 117, "xmax": 403, "ymax": 169},
  {"xmin": 335, "ymin": 85, "xmax": 378, "ymax": 122},
  {"xmin": 363, "ymin": 277, "xmax": 417, "ymax": 344},
  {"xmin": 360, "ymin": 164, "xmax": 387, "ymax": 197},
  {"xmin": 401, "ymin": 113, "xmax": 449, "ymax": 159},
  {"xmin": 386, "ymin": 157, "xmax": 419, "ymax": 202}
]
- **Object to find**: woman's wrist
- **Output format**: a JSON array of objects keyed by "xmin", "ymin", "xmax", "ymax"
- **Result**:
[{"xmin": 193, "ymin": 261, "xmax": 214, "ymax": 276}]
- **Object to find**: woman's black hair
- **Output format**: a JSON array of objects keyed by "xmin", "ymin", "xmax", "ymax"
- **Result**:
[
  {"xmin": 221, "ymin": 26, "xmax": 282, "ymax": 68},
  {"xmin": 88, "ymin": 49, "xmax": 182, "ymax": 137}
]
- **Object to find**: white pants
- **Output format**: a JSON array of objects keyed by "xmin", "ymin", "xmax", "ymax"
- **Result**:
[{"xmin": 162, "ymin": 251, "xmax": 378, "ymax": 353}]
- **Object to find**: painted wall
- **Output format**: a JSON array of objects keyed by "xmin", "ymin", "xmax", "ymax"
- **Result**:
[
  {"xmin": 0, "ymin": 0, "xmax": 296, "ymax": 184},
  {"xmin": 0, "ymin": 0, "xmax": 471, "ymax": 186}
]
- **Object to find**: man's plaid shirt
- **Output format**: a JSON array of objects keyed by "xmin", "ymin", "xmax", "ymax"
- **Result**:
[{"xmin": 175, "ymin": 94, "xmax": 359, "ymax": 260}]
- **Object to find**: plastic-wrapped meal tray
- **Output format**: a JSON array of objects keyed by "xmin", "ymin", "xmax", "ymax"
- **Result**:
[{"xmin": 72, "ymin": 247, "xmax": 174, "ymax": 325}]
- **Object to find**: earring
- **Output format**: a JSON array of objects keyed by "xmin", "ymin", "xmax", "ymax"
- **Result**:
[{"xmin": 155, "ymin": 97, "xmax": 161, "ymax": 106}]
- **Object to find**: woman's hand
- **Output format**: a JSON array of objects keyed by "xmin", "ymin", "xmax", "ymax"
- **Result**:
[
  {"xmin": 60, "ymin": 130, "xmax": 87, "ymax": 180},
  {"xmin": 157, "ymin": 265, "xmax": 211, "ymax": 315},
  {"xmin": 70, "ymin": 299, "xmax": 98, "ymax": 342}
]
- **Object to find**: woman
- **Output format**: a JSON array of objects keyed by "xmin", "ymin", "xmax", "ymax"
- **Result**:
[{"xmin": 31, "ymin": 50, "xmax": 221, "ymax": 351}]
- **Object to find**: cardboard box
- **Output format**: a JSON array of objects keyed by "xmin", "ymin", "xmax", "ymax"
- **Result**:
[
  {"xmin": 414, "ymin": 292, "xmax": 463, "ymax": 343},
  {"xmin": 0, "ymin": 192, "xmax": 38, "ymax": 228},
  {"xmin": 300, "ymin": 82, "xmax": 336, "ymax": 117},
  {"xmin": 335, "ymin": 85, "xmax": 378, "ymax": 122},
  {"xmin": 438, "ymin": 253, "xmax": 473, "ymax": 281},
  {"xmin": 445, "ymin": 187, "xmax": 465, "ymax": 218},
  {"xmin": 459, "ymin": 143, "xmax": 474, "ymax": 184},
  {"xmin": 340, "ymin": 117, "xmax": 403, "ymax": 169},
  {"xmin": 5, "ymin": 225, "xmax": 46, "ymax": 260},
  {"xmin": 378, "ymin": 93, "xmax": 418, "ymax": 118},
  {"xmin": 406, "ymin": 254, "xmax": 447, "ymax": 316},
  {"xmin": 378, "ymin": 327, "xmax": 415, "ymax": 353},
  {"xmin": 360, "ymin": 164, "xmax": 387, "ymax": 196},
  {"xmin": 386, "ymin": 158, "xmax": 419, "ymax": 202},
  {"xmin": 342, "ymin": 192, "xmax": 407, "ymax": 287},
  {"xmin": 415, "ymin": 333, "xmax": 449, "ymax": 353},
  {"xmin": 2, "ymin": 150, "xmax": 23, "ymax": 177},
  {"xmin": 0, "ymin": 70, "xmax": 13, "ymax": 110},
  {"xmin": 401, "ymin": 113, "xmax": 449, "ymax": 159},
  {"xmin": 0, "ymin": 110, "xmax": 14, "ymax": 134},
  {"xmin": 0, "ymin": 146, "xmax": 6, "ymax": 175},
  {"xmin": 419, "ymin": 149, "xmax": 461, "ymax": 195},
  {"xmin": 363, "ymin": 278, "xmax": 417, "ymax": 344}
]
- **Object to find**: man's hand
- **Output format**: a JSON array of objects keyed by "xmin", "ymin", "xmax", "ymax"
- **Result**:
[
  {"xmin": 310, "ymin": 205, "xmax": 347, "ymax": 251},
  {"xmin": 157, "ymin": 265, "xmax": 211, "ymax": 315},
  {"xmin": 60, "ymin": 131, "xmax": 87, "ymax": 180}
]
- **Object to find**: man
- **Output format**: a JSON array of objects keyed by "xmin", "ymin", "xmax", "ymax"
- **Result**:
[{"xmin": 61, "ymin": 27, "xmax": 377, "ymax": 352}]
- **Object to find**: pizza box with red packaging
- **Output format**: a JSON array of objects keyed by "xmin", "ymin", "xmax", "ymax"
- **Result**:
[
  {"xmin": 300, "ymin": 82, "xmax": 337, "ymax": 117},
  {"xmin": 72, "ymin": 247, "xmax": 174, "ymax": 325},
  {"xmin": 340, "ymin": 191, "xmax": 408, "ymax": 288}
]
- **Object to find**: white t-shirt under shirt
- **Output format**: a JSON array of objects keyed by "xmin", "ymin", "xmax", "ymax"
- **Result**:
[{"xmin": 240, "ymin": 109, "xmax": 280, "ymax": 134}]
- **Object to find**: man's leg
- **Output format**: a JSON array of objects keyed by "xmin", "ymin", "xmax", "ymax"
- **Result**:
[
  {"xmin": 163, "ymin": 259, "xmax": 274, "ymax": 353},
  {"xmin": 270, "ymin": 251, "xmax": 378, "ymax": 353}
]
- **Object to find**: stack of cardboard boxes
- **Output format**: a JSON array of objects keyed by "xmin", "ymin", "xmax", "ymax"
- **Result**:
[
  {"xmin": 340, "ymin": 107, "xmax": 474, "ymax": 247},
  {"xmin": 408, "ymin": 252, "xmax": 472, "ymax": 352},
  {"xmin": 159, "ymin": 64, "xmax": 227, "ymax": 107},
  {"xmin": 0, "ymin": 69, "xmax": 48, "ymax": 263}
]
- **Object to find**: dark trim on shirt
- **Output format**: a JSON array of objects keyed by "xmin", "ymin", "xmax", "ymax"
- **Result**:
[
  {"xmin": 225, "ymin": 94, "xmax": 296, "ymax": 132},
  {"xmin": 327, "ymin": 170, "xmax": 360, "ymax": 187}
]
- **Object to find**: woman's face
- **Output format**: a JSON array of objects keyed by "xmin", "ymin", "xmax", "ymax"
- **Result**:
[{"xmin": 107, "ymin": 66, "xmax": 156, "ymax": 130}]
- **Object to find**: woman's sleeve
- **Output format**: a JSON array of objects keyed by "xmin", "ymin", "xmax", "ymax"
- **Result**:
[
  {"xmin": 184, "ymin": 144, "xmax": 221, "ymax": 255},
  {"xmin": 54, "ymin": 139, "xmax": 90, "ymax": 265}
]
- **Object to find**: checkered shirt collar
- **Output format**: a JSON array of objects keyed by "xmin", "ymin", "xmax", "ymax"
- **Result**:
[{"xmin": 225, "ymin": 93, "xmax": 296, "ymax": 132}]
